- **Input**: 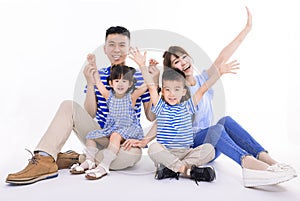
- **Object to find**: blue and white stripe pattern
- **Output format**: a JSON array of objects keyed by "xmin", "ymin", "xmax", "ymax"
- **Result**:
[
  {"xmin": 152, "ymin": 98, "xmax": 196, "ymax": 149},
  {"xmin": 84, "ymin": 66, "xmax": 150, "ymax": 128}
]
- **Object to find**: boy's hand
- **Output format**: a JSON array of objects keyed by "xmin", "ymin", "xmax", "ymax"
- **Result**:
[{"xmin": 148, "ymin": 59, "xmax": 160, "ymax": 87}]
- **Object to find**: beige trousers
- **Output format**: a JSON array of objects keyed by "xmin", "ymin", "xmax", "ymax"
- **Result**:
[
  {"xmin": 148, "ymin": 142, "xmax": 215, "ymax": 172},
  {"xmin": 35, "ymin": 100, "xmax": 142, "ymax": 170}
]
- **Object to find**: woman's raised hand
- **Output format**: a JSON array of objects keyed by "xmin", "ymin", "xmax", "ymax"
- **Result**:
[{"xmin": 218, "ymin": 60, "xmax": 240, "ymax": 75}]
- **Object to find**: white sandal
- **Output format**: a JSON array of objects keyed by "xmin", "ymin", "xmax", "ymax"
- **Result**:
[
  {"xmin": 70, "ymin": 160, "xmax": 95, "ymax": 174},
  {"xmin": 85, "ymin": 167, "xmax": 107, "ymax": 180}
]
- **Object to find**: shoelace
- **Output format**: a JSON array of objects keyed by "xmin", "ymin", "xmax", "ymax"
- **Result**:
[{"xmin": 25, "ymin": 148, "xmax": 39, "ymax": 165}]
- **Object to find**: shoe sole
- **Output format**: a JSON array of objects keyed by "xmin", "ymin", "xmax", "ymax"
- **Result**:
[
  {"xmin": 191, "ymin": 166, "xmax": 216, "ymax": 182},
  {"xmin": 6, "ymin": 172, "xmax": 58, "ymax": 185},
  {"xmin": 243, "ymin": 174, "xmax": 296, "ymax": 187},
  {"xmin": 85, "ymin": 173, "xmax": 107, "ymax": 180}
]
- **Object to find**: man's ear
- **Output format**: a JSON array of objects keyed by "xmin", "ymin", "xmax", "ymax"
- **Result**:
[{"xmin": 103, "ymin": 44, "xmax": 107, "ymax": 55}]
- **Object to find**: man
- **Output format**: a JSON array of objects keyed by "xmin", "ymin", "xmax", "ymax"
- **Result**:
[{"xmin": 6, "ymin": 26, "xmax": 156, "ymax": 185}]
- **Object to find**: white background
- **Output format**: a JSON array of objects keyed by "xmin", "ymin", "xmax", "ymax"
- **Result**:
[
  {"xmin": 1, "ymin": 0, "xmax": 300, "ymax": 200},
  {"xmin": 1, "ymin": 0, "xmax": 299, "ymax": 154},
  {"xmin": 0, "ymin": 0, "xmax": 299, "ymax": 193}
]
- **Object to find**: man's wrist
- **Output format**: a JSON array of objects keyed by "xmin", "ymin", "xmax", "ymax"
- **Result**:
[{"xmin": 87, "ymin": 84, "xmax": 95, "ymax": 88}]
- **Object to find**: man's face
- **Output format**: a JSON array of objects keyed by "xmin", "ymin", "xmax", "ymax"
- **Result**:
[{"xmin": 104, "ymin": 34, "xmax": 130, "ymax": 65}]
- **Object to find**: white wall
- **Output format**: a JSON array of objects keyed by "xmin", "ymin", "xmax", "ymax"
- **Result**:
[{"xmin": 0, "ymin": 0, "xmax": 299, "ymax": 159}]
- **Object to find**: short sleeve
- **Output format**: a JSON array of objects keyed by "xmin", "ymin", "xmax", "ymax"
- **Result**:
[
  {"xmin": 151, "ymin": 97, "xmax": 165, "ymax": 116},
  {"xmin": 185, "ymin": 98, "xmax": 197, "ymax": 114}
]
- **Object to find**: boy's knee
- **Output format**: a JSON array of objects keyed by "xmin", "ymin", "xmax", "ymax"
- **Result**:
[
  {"xmin": 148, "ymin": 142, "xmax": 163, "ymax": 156},
  {"xmin": 201, "ymin": 143, "xmax": 215, "ymax": 161}
]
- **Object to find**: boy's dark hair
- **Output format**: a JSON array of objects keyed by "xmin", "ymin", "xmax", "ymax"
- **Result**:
[
  {"xmin": 105, "ymin": 26, "xmax": 130, "ymax": 40},
  {"xmin": 162, "ymin": 67, "xmax": 191, "ymax": 102},
  {"xmin": 108, "ymin": 65, "xmax": 137, "ymax": 93},
  {"xmin": 162, "ymin": 67, "xmax": 186, "ymax": 83}
]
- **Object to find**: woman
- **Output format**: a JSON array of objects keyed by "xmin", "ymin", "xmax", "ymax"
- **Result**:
[
  {"xmin": 125, "ymin": 7, "xmax": 297, "ymax": 187},
  {"xmin": 161, "ymin": 7, "xmax": 297, "ymax": 187}
]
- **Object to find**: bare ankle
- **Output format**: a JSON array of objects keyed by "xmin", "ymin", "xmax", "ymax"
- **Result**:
[
  {"xmin": 242, "ymin": 155, "xmax": 269, "ymax": 171},
  {"xmin": 257, "ymin": 151, "xmax": 278, "ymax": 166}
]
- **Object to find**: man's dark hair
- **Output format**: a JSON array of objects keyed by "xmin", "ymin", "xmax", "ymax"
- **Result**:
[{"xmin": 105, "ymin": 26, "xmax": 130, "ymax": 40}]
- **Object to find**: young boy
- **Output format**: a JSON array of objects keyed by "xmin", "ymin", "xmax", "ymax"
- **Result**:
[{"xmin": 129, "ymin": 49, "xmax": 221, "ymax": 183}]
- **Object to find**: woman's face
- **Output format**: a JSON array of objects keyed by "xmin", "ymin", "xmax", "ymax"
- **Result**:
[{"xmin": 170, "ymin": 54, "xmax": 193, "ymax": 77}]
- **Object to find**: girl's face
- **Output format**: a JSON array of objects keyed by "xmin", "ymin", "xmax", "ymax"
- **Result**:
[
  {"xmin": 162, "ymin": 80, "xmax": 187, "ymax": 105},
  {"xmin": 170, "ymin": 54, "xmax": 193, "ymax": 77},
  {"xmin": 110, "ymin": 77, "xmax": 132, "ymax": 97}
]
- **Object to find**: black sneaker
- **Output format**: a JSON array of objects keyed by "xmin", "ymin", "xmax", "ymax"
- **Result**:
[
  {"xmin": 190, "ymin": 165, "xmax": 216, "ymax": 185},
  {"xmin": 155, "ymin": 164, "xmax": 180, "ymax": 180}
]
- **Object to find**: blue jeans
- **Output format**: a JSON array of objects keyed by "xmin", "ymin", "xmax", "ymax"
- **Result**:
[{"xmin": 193, "ymin": 116, "xmax": 266, "ymax": 166}]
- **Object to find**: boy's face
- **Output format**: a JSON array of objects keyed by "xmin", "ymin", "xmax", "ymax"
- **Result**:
[
  {"xmin": 104, "ymin": 34, "xmax": 130, "ymax": 65},
  {"xmin": 162, "ymin": 80, "xmax": 187, "ymax": 105}
]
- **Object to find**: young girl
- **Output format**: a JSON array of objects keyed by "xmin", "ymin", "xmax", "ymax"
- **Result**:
[{"xmin": 70, "ymin": 54, "xmax": 147, "ymax": 180}]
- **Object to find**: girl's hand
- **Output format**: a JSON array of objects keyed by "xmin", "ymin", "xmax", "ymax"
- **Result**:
[
  {"xmin": 129, "ymin": 47, "xmax": 147, "ymax": 67},
  {"xmin": 218, "ymin": 60, "xmax": 240, "ymax": 75}
]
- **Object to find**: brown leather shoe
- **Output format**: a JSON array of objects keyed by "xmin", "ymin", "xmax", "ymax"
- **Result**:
[
  {"xmin": 56, "ymin": 150, "xmax": 80, "ymax": 169},
  {"xmin": 6, "ymin": 150, "xmax": 58, "ymax": 185}
]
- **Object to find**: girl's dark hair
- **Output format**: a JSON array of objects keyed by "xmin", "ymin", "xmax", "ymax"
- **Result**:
[
  {"xmin": 162, "ymin": 67, "xmax": 191, "ymax": 102},
  {"xmin": 108, "ymin": 65, "xmax": 137, "ymax": 93},
  {"xmin": 163, "ymin": 46, "xmax": 192, "ymax": 70}
]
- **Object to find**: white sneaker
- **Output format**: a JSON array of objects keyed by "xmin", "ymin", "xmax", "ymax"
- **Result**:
[
  {"xmin": 271, "ymin": 163, "xmax": 297, "ymax": 177},
  {"xmin": 242, "ymin": 166, "xmax": 295, "ymax": 187}
]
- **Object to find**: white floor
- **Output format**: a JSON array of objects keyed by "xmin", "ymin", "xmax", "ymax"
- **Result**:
[{"xmin": 1, "ymin": 149, "xmax": 300, "ymax": 201}]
